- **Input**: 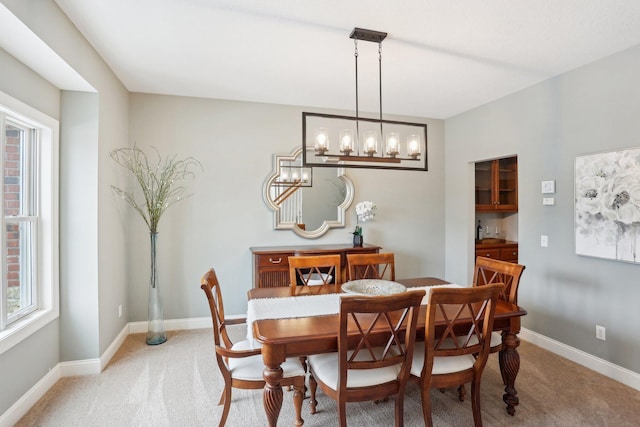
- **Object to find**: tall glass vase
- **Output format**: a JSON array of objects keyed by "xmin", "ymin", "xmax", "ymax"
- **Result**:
[{"xmin": 146, "ymin": 232, "xmax": 167, "ymax": 345}]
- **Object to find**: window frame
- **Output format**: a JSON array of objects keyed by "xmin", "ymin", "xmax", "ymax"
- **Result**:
[{"xmin": 0, "ymin": 90, "xmax": 59, "ymax": 355}]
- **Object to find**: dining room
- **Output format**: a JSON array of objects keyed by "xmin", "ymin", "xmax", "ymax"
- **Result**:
[{"xmin": 2, "ymin": 1, "xmax": 640, "ymax": 426}]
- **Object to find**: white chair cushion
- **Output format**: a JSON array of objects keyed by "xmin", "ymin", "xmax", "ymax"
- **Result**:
[
  {"xmin": 303, "ymin": 273, "xmax": 332, "ymax": 286},
  {"xmin": 490, "ymin": 331, "xmax": 502, "ymax": 348},
  {"xmin": 411, "ymin": 345, "xmax": 476, "ymax": 376},
  {"xmin": 228, "ymin": 340, "xmax": 304, "ymax": 381},
  {"xmin": 464, "ymin": 332, "xmax": 502, "ymax": 348},
  {"xmin": 308, "ymin": 348, "xmax": 401, "ymax": 389}
]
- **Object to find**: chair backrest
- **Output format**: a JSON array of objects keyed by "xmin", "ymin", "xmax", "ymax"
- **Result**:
[
  {"xmin": 423, "ymin": 284, "xmax": 503, "ymax": 379},
  {"xmin": 200, "ymin": 268, "xmax": 233, "ymax": 350},
  {"xmin": 337, "ymin": 290, "xmax": 425, "ymax": 397},
  {"xmin": 288, "ymin": 254, "xmax": 342, "ymax": 286},
  {"xmin": 473, "ymin": 256, "xmax": 525, "ymax": 305},
  {"xmin": 346, "ymin": 252, "xmax": 395, "ymax": 281}
]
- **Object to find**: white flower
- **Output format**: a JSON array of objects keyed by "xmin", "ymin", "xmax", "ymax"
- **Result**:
[{"xmin": 355, "ymin": 201, "xmax": 377, "ymax": 223}]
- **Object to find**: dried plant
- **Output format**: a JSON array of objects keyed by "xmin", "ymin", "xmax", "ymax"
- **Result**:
[{"xmin": 110, "ymin": 146, "xmax": 202, "ymax": 233}]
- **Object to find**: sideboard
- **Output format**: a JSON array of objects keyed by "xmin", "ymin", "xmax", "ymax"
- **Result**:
[{"xmin": 250, "ymin": 243, "xmax": 382, "ymax": 288}]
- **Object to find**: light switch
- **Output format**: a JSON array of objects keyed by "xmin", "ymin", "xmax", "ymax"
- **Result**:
[{"xmin": 543, "ymin": 197, "xmax": 555, "ymax": 205}]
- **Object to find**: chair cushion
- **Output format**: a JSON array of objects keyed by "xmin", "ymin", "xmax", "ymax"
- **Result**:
[
  {"xmin": 464, "ymin": 332, "xmax": 502, "ymax": 349},
  {"xmin": 308, "ymin": 348, "xmax": 401, "ymax": 389},
  {"xmin": 228, "ymin": 340, "xmax": 304, "ymax": 381},
  {"xmin": 410, "ymin": 345, "xmax": 476, "ymax": 376},
  {"xmin": 490, "ymin": 331, "xmax": 502, "ymax": 348}
]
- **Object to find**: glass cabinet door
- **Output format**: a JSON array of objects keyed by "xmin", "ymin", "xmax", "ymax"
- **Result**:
[
  {"xmin": 475, "ymin": 157, "xmax": 517, "ymax": 212},
  {"xmin": 496, "ymin": 157, "xmax": 518, "ymax": 211},
  {"xmin": 475, "ymin": 160, "xmax": 494, "ymax": 209}
]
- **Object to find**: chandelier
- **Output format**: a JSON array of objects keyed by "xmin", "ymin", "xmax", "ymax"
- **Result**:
[{"xmin": 302, "ymin": 28, "xmax": 428, "ymax": 171}]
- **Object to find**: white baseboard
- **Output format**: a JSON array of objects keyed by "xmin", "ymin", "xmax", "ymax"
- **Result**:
[
  {"xmin": 4, "ymin": 320, "xmax": 637, "ymax": 427},
  {"xmin": 520, "ymin": 327, "xmax": 640, "ymax": 391},
  {"xmin": 0, "ymin": 362, "xmax": 61, "ymax": 427}
]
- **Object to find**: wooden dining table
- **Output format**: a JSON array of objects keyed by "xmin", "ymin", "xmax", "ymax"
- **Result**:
[{"xmin": 248, "ymin": 277, "xmax": 527, "ymax": 426}]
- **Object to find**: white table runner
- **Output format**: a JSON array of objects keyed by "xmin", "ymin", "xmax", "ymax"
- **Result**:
[{"xmin": 246, "ymin": 283, "xmax": 461, "ymax": 345}]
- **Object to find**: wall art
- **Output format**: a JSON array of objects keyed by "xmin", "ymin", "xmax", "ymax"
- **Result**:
[{"xmin": 575, "ymin": 147, "xmax": 640, "ymax": 263}]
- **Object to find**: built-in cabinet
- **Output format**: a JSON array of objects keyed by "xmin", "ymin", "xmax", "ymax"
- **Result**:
[
  {"xmin": 475, "ymin": 156, "xmax": 518, "ymax": 263},
  {"xmin": 475, "ymin": 156, "xmax": 518, "ymax": 212},
  {"xmin": 250, "ymin": 244, "xmax": 381, "ymax": 288},
  {"xmin": 475, "ymin": 241, "xmax": 518, "ymax": 263}
]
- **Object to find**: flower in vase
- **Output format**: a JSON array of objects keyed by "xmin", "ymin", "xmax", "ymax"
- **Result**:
[{"xmin": 353, "ymin": 201, "xmax": 376, "ymax": 235}]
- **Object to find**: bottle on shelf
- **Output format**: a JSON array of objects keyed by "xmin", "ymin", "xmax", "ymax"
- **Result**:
[{"xmin": 476, "ymin": 220, "xmax": 483, "ymax": 241}]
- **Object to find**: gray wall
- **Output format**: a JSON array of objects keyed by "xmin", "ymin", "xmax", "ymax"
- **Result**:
[
  {"xmin": 0, "ymin": 0, "xmax": 129, "ymax": 415},
  {"xmin": 127, "ymin": 94, "xmax": 446, "ymax": 319},
  {"xmin": 0, "ymin": 46, "xmax": 61, "ymax": 417},
  {"xmin": 445, "ymin": 44, "xmax": 640, "ymax": 373}
]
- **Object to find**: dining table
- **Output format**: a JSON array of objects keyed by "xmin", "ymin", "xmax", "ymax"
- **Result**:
[{"xmin": 248, "ymin": 277, "xmax": 527, "ymax": 426}]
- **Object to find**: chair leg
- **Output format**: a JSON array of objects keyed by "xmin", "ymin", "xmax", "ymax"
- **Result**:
[
  {"xmin": 395, "ymin": 391, "xmax": 405, "ymax": 427},
  {"xmin": 292, "ymin": 377, "xmax": 305, "ymax": 427},
  {"xmin": 470, "ymin": 380, "xmax": 483, "ymax": 427},
  {"xmin": 457, "ymin": 384, "xmax": 466, "ymax": 402},
  {"xmin": 309, "ymin": 371, "xmax": 318, "ymax": 415},
  {"xmin": 338, "ymin": 400, "xmax": 347, "ymax": 427},
  {"xmin": 218, "ymin": 386, "xmax": 232, "ymax": 427},
  {"xmin": 421, "ymin": 386, "xmax": 433, "ymax": 427}
]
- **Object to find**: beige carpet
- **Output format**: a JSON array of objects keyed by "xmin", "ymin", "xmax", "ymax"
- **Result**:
[{"xmin": 15, "ymin": 326, "xmax": 640, "ymax": 426}]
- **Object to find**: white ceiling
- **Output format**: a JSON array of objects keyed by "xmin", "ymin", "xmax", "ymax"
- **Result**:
[{"xmin": 53, "ymin": 0, "xmax": 640, "ymax": 119}]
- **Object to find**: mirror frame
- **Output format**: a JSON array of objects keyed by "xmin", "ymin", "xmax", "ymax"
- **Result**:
[{"xmin": 263, "ymin": 147, "xmax": 354, "ymax": 239}]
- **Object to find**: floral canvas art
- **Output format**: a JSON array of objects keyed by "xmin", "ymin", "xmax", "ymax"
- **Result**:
[{"xmin": 575, "ymin": 147, "xmax": 640, "ymax": 263}]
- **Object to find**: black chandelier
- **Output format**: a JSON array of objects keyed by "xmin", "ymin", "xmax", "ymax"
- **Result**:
[{"xmin": 302, "ymin": 28, "xmax": 428, "ymax": 171}]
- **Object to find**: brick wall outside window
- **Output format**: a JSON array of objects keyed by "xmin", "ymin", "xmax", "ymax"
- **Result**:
[{"xmin": 5, "ymin": 128, "xmax": 21, "ymax": 313}]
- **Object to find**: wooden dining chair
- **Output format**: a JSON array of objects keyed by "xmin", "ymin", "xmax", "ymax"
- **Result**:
[
  {"xmin": 288, "ymin": 254, "xmax": 342, "ymax": 286},
  {"xmin": 444, "ymin": 256, "xmax": 525, "ymax": 402},
  {"xmin": 200, "ymin": 268, "xmax": 305, "ymax": 427},
  {"xmin": 307, "ymin": 290, "xmax": 425, "ymax": 427},
  {"xmin": 410, "ymin": 284, "xmax": 503, "ymax": 427},
  {"xmin": 346, "ymin": 252, "xmax": 395, "ymax": 281}
]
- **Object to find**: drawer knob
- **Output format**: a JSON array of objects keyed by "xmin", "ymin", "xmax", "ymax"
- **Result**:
[{"xmin": 268, "ymin": 257, "xmax": 282, "ymax": 264}]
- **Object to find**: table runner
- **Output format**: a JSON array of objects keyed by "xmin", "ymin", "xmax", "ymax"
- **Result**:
[{"xmin": 246, "ymin": 283, "xmax": 461, "ymax": 345}]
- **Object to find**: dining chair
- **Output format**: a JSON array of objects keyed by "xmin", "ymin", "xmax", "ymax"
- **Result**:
[
  {"xmin": 200, "ymin": 268, "xmax": 305, "ymax": 427},
  {"xmin": 307, "ymin": 290, "xmax": 426, "ymax": 427},
  {"xmin": 410, "ymin": 283, "xmax": 503, "ymax": 427},
  {"xmin": 288, "ymin": 254, "xmax": 342, "ymax": 286},
  {"xmin": 346, "ymin": 252, "xmax": 395, "ymax": 281},
  {"xmin": 445, "ymin": 256, "xmax": 525, "ymax": 402}
]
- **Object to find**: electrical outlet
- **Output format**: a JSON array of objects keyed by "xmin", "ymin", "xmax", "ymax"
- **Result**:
[
  {"xmin": 541, "ymin": 235, "xmax": 548, "ymax": 247},
  {"xmin": 596, "ymin": 325, "xmax": 606, "ymax": 341},
  {"xmin": 118, "ymin": 304, "xmax": 123, "ymax": 318}
]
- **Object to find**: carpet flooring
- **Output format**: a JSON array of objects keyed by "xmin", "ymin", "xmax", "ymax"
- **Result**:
[{"xmin": 15, "ymin": 325, "xmax": 640, "ymax": 426}]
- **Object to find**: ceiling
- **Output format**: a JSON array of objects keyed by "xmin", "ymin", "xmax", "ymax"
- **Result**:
[{"xmin": 52, "ymin": 0, "xmax": 640, "ymax": 119}]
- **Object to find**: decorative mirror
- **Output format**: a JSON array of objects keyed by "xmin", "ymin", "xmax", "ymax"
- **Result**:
[{"xmin": 263, "ymin": 147, "xmax": 354, "ymax": 238}]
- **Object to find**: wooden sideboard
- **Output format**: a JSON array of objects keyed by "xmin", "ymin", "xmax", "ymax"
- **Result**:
[
  {"xmin": 475, "ymin": 240, "xmax": 518, "ymax": 262},
  {"xmin": 250, "ymin": 244, "xmax": 382, "ymax": 288}
]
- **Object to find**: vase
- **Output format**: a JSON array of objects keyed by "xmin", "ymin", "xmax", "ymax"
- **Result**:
[
  {"xmin": 353, "ymin": 234, "xmax": 363, "ymax": 247},
  {"xmin": 146, "ymin": 232, "xmax": 167, "ymax": 345}
]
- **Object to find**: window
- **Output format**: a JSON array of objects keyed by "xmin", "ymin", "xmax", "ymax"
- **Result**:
[{"xmin": 0, "ymin": 91, "xmax": 58, "ymax": 354}]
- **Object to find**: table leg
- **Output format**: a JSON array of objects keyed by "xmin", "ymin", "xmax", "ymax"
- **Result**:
[
  {"xmin": 499, "ymin": 331, "xmax": 521, "ymax": 416},
  {"xmin": 263, "ymin": 362, "xmax": 284, "ymax": 427}
]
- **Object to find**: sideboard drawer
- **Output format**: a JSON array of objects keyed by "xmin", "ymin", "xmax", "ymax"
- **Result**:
[
  {"xmin": 256, "ymin": 253, "xmax": 292, "ymax": 268},
  {"xmin": 500, "ymin": 247, "xmax": 518, "ymax": 261},
  {"xmin": 477, "ymin": 248, "xmax": 500, "ymax": 259}
]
